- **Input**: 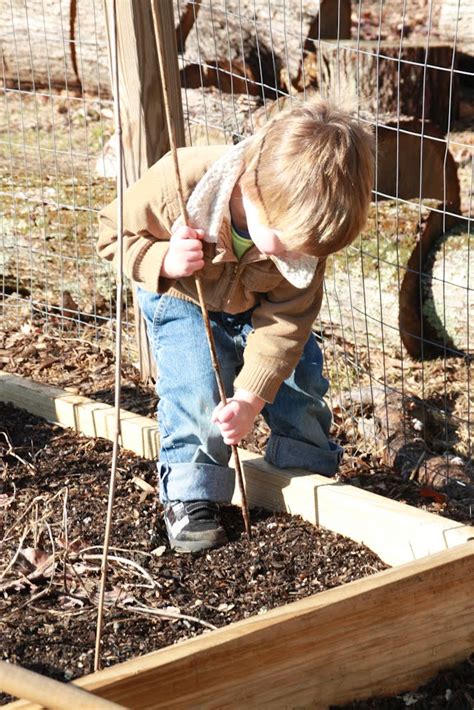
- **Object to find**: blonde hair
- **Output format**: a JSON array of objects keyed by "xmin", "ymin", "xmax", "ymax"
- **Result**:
[{"xmin": 240, "ymin": 98, "xmax": 374, "ymax": 256}]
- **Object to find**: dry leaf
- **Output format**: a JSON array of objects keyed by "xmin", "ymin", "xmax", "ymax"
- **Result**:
[
  {"xmin": 58, "ymin": 595, "xmax": 85, "ymax": 610},
  {"xmin": 20, "ymin": 547, "xmax": 50, "ymax": 568}
]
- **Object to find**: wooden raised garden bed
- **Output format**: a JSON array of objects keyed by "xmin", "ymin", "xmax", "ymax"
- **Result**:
[{"xmin": 1, "ymin": 371, "xmax": 473, "ymax": 709}]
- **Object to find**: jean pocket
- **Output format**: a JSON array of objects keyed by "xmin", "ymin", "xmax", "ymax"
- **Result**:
[{"xmin": 151, "ymin": 294, "xmax": 172, "ymax": 343}]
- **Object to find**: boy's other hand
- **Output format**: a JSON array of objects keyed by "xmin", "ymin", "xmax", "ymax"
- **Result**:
[
  {"xmin": 211, "ymin": 390, "xmax": 265, "ymax": 445},
  {"xmin": 161, "ymin": 226, "xmax": 205, "ymax": 279}
]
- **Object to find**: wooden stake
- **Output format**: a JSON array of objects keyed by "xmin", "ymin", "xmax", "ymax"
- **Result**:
[
  {"xmin": 0, "ymin": 660, "xmax": 125, "ymax": 709},
  {"xmin": 150, "ymin": 0, "xmax": 251, "ymax": 538}
]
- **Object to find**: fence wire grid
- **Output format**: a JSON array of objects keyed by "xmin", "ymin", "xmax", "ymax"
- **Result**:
[{"xmin": 1, "ymin": 0, "xmax": 473, "ymax": 515}]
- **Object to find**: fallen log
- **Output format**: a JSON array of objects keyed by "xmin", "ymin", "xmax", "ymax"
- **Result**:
[
  {"xmin": 180, "ymin": 58, "xmax": 261, "ymax": 95},
  {"xmin": 0, "ymin": 0, "xmax": 202, "ymax": 98},
  {"xmin": 1, "ymin": 0, "xmax": 466, "ymax": 131},
  {"xmin": 0, "ymin": 0, "xmax": 109, "ymax": 95},
  {"xmin": 177, "ymin": 0, "xmax": 351, "ymax": 99}
]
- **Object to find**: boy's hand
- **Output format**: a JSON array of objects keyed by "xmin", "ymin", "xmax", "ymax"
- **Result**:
[
  {"xmin": 161, "ymin": 226, "xmax": 205, "ymax": 279},
  {"xmin": 212, "ymin": 390, "xmax": 265, "ymax": 445}
]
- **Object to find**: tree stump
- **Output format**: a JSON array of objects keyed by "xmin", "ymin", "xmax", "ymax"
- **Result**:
[{"xmin": 295, "ymin": 41, "xmax": 460, "ymax": 131}]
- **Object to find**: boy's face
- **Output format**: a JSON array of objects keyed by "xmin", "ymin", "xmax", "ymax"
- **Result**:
[{"xmin": 242, "ymin": 194, "xmax": 287, "ymax": 257}]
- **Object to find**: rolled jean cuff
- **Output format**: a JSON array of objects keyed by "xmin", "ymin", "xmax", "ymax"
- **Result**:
[
  {"xmin": 264, "ymin": 434, "xmax": 343, "ymax": 477},
  {"xmin": 157, "ymin": 462, "xmax": 235, "ymax": 504}
]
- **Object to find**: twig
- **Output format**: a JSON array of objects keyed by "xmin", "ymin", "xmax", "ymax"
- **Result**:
[
  {"xmin": 0, "ymin": 481, "xmax": 16, "ymax": 508},
  {"xmin": 150, "ymin": 0, "xmax": 251, "ymax": 538},
  {"xmin": 84, "ymin": 554, "xmax": 156, "ymax": 590},
  {"xmin": 0, "ymin": 525, "xmax": 30, "ymax": 581},
  {"xmin": 30, "ymin": 604, "xmax": 94, "ymax": 619},
  {"xmin": 0, "ymin": 431, "xmax": 36, "ymax": 472},
  {"xmin": 409, "ymin": 450, "xmax": 427, "ymax": 481},
  {"xmin": 0, "ymin": 586, "xmax": 52, "ymax": 623},
  {"xmin": 119, "ymin": 601, "xmax": 217, "ymax": 631},
  {"xmin": 79, "ymin": 544, "xmax": 153, "ymax": 558},
  {"xmin": 67, "ymin": 559, "xmax": 98, "ymax": 607},
  {"xmin": 62, "ymin": 487, "xmax": 70, "ymax": 596},
  {"xmin": 32, "ymin": 500, "xmax": 39, "ymax": 548},
  {"xmin": 40, "ymin": 520, "xmax": 58, "ymax": 598},
  {"xmin": 2, "ymin": 488, "xmax": 66, "ymax": 543}
]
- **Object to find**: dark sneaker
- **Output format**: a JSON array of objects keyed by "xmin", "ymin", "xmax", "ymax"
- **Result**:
[{"xmin": 164, "ymin": 500, "xmax": 228, "ymax": 553}]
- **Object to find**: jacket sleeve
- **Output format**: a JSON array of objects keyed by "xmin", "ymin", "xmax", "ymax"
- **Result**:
[
  {"xmin": 234, "ymin": 259, "xmax": 326, "ymax": 403},
  {"xmin": 96, "ymin": 154, "xmax": 178, "ymax": 294}
]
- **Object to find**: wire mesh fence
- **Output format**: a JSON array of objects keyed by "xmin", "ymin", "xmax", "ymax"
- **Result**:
[
  {"xmin": 1, "ymin": 0, "xmax": 121, "ymax": 346},
  {"xmin": 1, "ymin": 1, "xmax": 473, "ymax": 512}
]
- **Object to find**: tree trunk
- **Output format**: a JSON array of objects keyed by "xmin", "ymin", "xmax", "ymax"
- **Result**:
[{"xmin": 295, "ymin": 41, "xmax": 460, "ymax": 132}]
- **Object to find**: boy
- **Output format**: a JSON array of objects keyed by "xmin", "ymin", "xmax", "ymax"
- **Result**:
[{"xmin": 97, "ymin": 98, "xmax": 374, "ymax": 553}]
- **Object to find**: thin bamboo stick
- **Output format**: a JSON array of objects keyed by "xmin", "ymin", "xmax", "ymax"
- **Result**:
[
  {"xmin": 94, "ymin": 0, "xmax": 125, "ymax": 672},
  {"xmin": 150, "ymin": 0, "xmax": 251, "ymax": 538}
]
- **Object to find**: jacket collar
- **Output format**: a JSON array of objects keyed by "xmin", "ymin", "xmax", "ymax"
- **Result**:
[{"xmin": 172, "ymin": 140, "xmax": 318, "ymax": 289}]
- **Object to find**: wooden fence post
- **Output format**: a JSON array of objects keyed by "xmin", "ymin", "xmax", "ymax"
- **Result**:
[{"xmin": 104, "ymin": 0, "xmax": 185, "ymax": 382}]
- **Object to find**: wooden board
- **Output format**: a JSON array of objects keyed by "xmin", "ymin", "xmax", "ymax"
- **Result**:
[
  {"xmin": 1, "ymin": 371, "xmax": 473, "ymax": 567},
  {"xmin": 0, "ymin": 372, "xmax": 160, "ymax": 460},
  {"xmin": 6, "ymin": 543, "xmax": 474, "ymax": 709}
]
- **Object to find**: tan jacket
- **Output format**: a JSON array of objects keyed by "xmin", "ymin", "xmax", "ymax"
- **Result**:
[{"xmin": 97, "ymin": 145, "xmax": 326, "ymax": 403}]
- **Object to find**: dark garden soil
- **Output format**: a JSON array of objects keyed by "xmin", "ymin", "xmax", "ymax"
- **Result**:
[
  {"xmin": 0, "ymin": 401, "xmax": 391, "ymax": 704},
  {"xmin": 333, "ymin": 657, "xmax": 474, "ymax": 710}
]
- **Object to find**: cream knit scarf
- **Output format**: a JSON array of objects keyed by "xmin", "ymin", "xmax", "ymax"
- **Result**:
[{"xmin": 172, "ymin": 139, "xmax": 318, "ymax": 289}]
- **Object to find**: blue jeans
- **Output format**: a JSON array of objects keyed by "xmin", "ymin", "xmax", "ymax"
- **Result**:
[{"xmin": 137, "ymin": 289, "xmax": 342, "ymax": 503}]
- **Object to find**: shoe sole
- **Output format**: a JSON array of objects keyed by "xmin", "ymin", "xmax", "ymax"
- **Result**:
[{"xmin": 169, "ymin": 530, "xmax": 228, "ymax": 554}]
